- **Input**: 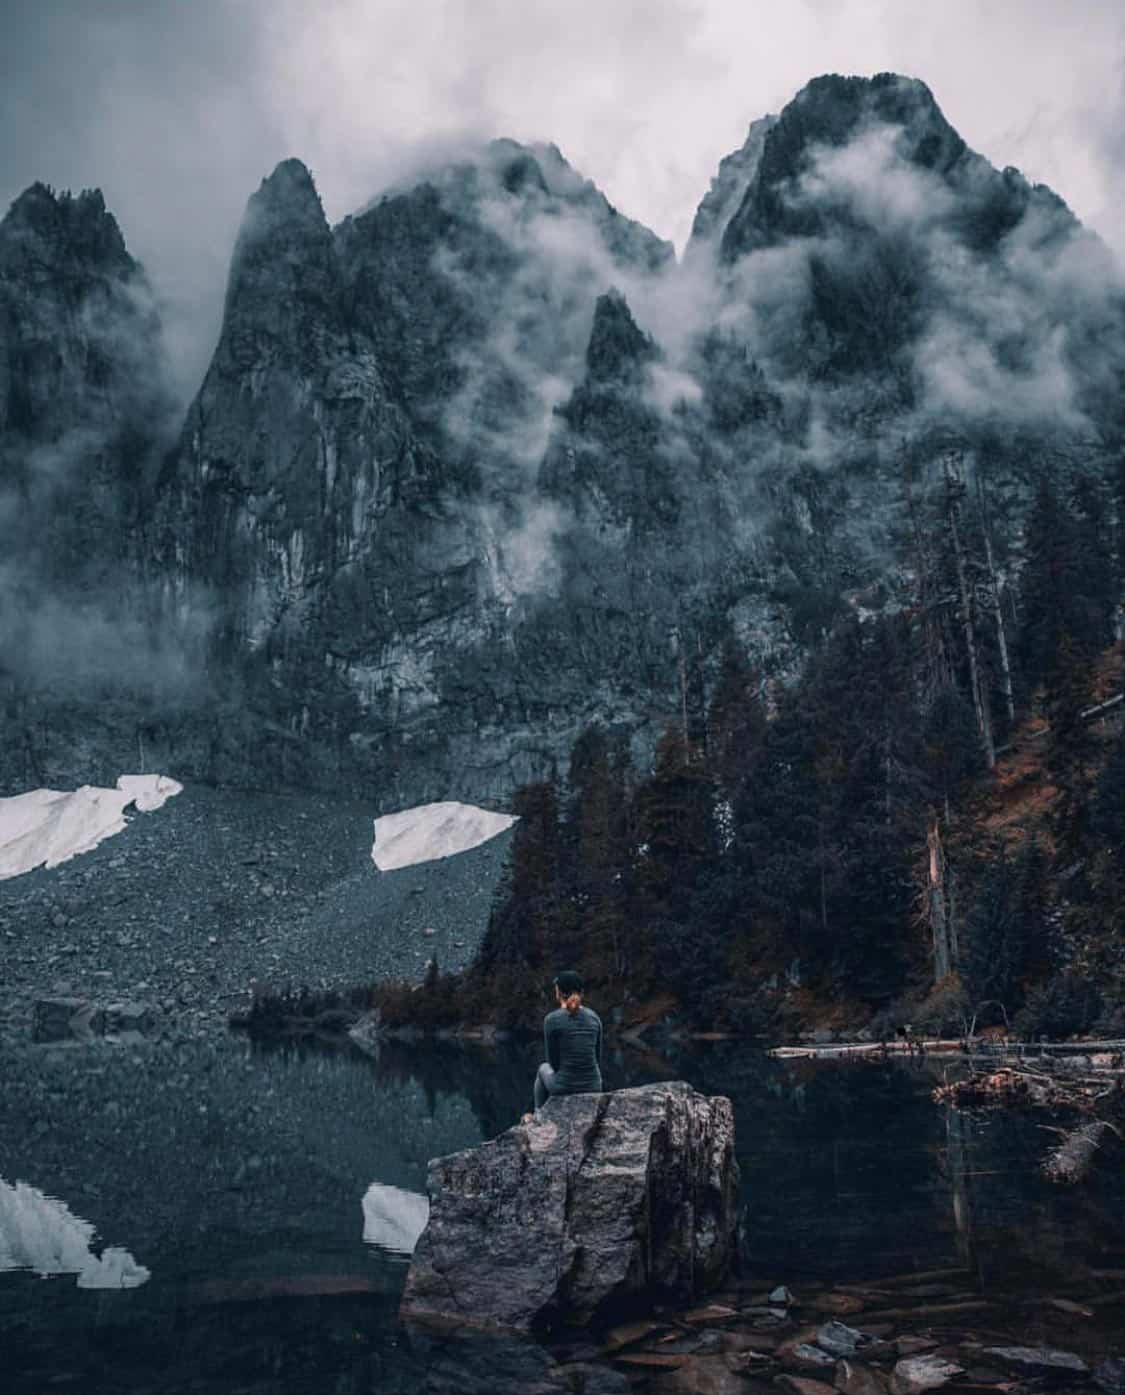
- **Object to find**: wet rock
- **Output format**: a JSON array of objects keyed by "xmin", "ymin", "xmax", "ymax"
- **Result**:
[
  {"xmin": 746, "ymin": 1307, "xmax": 790, "ymax": 1330},
  {"xmin": 654, "ymin": 1353, "xmax": 755, "ymax": 1393},
  {"xmin": 683, "ymin": 1304, "xmax": 739, "ymax": 1325},
  {"xmin": 656, "ymin": 1330, "xmax": 722, "ymax": 1357},
  {"xmin": 603, "ymin": 1319, "xmax": 666, "ymax": 1351},
  {"xmin": 961, "ymin": 1369, "xmax": 1007, "ymax": 1386},
  {"xmin": 813, "ymin": 1293, "xmax": 867, "ymax": 1316},
  {"xmin": 401, "ymin": 1082, "xmax": 739, "ymax": 1330},
  {"xmin": 788, "ymin": 1343, "xmax": 837, "ymax": 1369},
  {"xmin": 771, "ymin": 1285, "xmax": 796, "ymax": 1305},
  {"xmin": 836, "ymin": 1359, "xmax": 887, "ymax": 1395},
  {"xmin": 777, "ymin": 1376, "xmax": 837, "ymax": 1395},
  {"xmin": 896, "ymin": 1338, "xmax": 938, "ymax": 1357},
  {"xmin": 400, "ymin": 1319, "xmax": 564, "ymax": 1394},
  {"xmin": 1095, "ymin": 1358, "xmax": 1125, "ymax": 1395},
  {"xmin": 616, "ymin": 1351, "xmax": 692, "ymax": 1371},
  {"xmin": 555, "ymin": 1363, "xmax": 630, "ymax": 1394},
  {"xmin": 817, "ymin": 1322, "xmax": 865, "ymax": 1357},
  {"xmin": 983, "ymin": 1347, "xmax": 1089, "ymax": 1377},
  {"xmin": 719, "ymin": 1329, "xmax": 772, "ymax": 1354},
  {"xmin": 890, "ymin": 1355, "xmax": 965, "ymax": 1394}
]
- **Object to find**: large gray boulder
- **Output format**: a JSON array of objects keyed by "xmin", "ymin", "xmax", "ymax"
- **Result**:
[{"xmin": 400, "ymin": 1080, "xmax": 739, "ymax": 1330}]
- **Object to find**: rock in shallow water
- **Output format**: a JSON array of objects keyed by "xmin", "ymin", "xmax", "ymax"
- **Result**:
[
  {"xmin": 891, "ymin": 1355, "xmax": 965, "ymax": 1395},
  {"xmin": 984, "ymin": 1347, "xmax": 1089, "ymax": 1376},
  {"xmin": 400, "ymin": 1081, "xmax": 739, "ymax": 1330}
]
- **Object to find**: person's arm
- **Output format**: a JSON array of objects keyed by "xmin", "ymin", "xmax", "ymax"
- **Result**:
[
  {"xmin": 546, "ymin": 1015, "xmax": 561, "ymax": 1071},
  {"xmin": 596, "ymin": 1013, "xmax": 603, "ymax": 1072}
]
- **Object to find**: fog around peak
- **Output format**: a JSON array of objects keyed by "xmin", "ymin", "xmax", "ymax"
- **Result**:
[{"xmin": 1, "ymin": 0, "xmax": 1122, "ymax": 398}]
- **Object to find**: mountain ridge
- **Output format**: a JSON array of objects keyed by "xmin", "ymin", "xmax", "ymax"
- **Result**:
[{"xmin": 2, "ymin": 72, "xmax": 1121, "ymax": 811}]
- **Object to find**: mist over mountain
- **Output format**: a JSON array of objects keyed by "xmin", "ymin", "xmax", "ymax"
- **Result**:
[{"xmin": 2, "ymin": 72, "xmax": 1122, "ymax": 804}]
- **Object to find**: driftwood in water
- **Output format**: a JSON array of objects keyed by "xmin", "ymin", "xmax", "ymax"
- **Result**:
[
  {"xmin": 1042, "ymin": 1120, "xmax": 1115, "ymax": 1185},
  {"xmin": 934, "ymin": 1064, "xmax": 1123, "ymax": 1186}
]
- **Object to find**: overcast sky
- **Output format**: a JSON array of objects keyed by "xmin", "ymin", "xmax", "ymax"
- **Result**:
[{"xmin": 3, "ymin": 0, "xmax": 1123, "ymax": 396}]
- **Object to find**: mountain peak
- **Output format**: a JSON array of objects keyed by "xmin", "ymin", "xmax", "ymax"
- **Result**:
[
  {"xmin": 717, "ymin": 70, "xmax": 1073, "ymax": 261},
  {"xmin": 584, "ymin": 289, "xmax": 657, "ymax": 387},
  {"xmin": 228, "ymin": 158, "xmax": 333, "ymax": 274},
  {"xmin": 1, "ymin": 182, "xmax": 132, "ymax": 273},
  {"xmin": 217, "ymin": 159, "xmax": 341, "ymax": 367},
  {"xmin": 245, "ymin": 158, "xmax": 327, "ymax": 231},
  {"xmin": 482, "ymin": 139, "xmax": 552, "ymax": 197}
]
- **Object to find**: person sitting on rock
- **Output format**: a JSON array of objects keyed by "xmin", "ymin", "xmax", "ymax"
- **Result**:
[{"xmin": 523, "ymin": 970, "xmax": 603, "ymax": 1122}]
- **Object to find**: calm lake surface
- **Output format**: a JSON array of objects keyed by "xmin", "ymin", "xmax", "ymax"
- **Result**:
[{"xmin": 1, "ymin": 1035, "xmax": 1123, "ymax": 1393}]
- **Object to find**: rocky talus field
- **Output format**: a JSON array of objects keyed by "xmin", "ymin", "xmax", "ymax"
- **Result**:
[{"xmin": 0, "ymin": 785, "xmax": 513, "ymax": 1046}]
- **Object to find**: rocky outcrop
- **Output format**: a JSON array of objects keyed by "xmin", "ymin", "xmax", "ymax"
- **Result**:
[{"xmin": 400, "ymin": 1081, "xmax": 739, "ymax": 1330}]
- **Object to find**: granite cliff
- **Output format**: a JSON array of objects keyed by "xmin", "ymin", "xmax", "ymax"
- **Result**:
[{"xmin": 3, "ymin": 74, "xmax": 1122, "ymax": 803}]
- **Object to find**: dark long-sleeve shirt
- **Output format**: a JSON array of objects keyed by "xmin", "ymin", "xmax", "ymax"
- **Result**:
[{"xmin": 544, "ymin": 1005, "xmax": 603, "ymax": 1095}]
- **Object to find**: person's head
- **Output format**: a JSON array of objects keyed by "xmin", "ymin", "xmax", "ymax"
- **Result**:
[{"xmin": 553, "ymin": 970, "xmax": 583, "ymax": 1014}]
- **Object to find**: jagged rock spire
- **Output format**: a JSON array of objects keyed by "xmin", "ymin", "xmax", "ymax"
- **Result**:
[
  {"xmin": 219, "ymin": 158, "xmax": 342, "ymax": 367},
  {"xmin": 1, "ymin": 183, "xmax": 134, "ymax": 275},
  {"xmin": 583, "ymin": 288, "xmax": 657, "ymax": 389}
]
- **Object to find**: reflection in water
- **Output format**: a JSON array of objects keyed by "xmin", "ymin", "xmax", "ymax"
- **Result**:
[
  {"xmin": 362, "ymin": 1181, "xmax": 429, "ymax": 1257},
  {"xmin": 2, "ymin": 1037, "xmax": 1125, "ymax": 1394},
  {"xmin": 0, "ymin": 1178, "xmax": 150, "ymax": 1289}
]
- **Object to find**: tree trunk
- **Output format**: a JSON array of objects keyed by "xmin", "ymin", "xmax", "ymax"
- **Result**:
[
  {"xmin": 947, "ymin": 480, "xmax": 995, "ymax": 768},
  {"xmin": 982, "ymin": 528, "xmax": 1016, "ymax": 725},
  {"xmin": 928, "ymin": 818, "xmax": 955, "ymax": 983},
  {"xmin": 1042, "ymin": 1120, "xmax": 1113, "ymax": 1185},
  {"xmin": 975, "ymin": 472, "xmax": 1016, "ymax": 725}
]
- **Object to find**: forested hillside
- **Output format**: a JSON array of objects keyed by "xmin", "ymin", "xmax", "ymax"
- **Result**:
[{"xmin": 399, "ymin": 464, "xmax": 1124, "ymax": 1037}]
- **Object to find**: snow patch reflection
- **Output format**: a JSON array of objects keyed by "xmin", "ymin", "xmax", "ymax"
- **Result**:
[
  {"xmin": 0, "ymin": 1178, "xmax": 150, "ymax": 1288},
  {"xmin": 361, "ymin": 1182, "xmax": 429, "ymax": 1256}
]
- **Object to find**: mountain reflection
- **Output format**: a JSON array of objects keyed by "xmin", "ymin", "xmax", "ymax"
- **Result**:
[{"xmin": 0, "ymin": 1177, "xmax": 150, "ymax": 1288}]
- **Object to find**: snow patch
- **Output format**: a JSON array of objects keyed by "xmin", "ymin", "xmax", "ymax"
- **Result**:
[
  {"xmin": 0, "ymin": 1178, "xmax": 150, "ymax": 1288},
  {"xmin": 371, "ymin": 800, "xmax": 517, "ymax": 872},
  {"xmin": 362, "ymin": 1182, "xmax": 429, "ymax": 1257},
  {"xmin": 0, "ymin": 774, "xmax": 183, "ymax": 880}
]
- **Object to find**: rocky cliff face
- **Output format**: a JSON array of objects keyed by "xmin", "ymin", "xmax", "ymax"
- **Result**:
[
  {"xmin": 4, "ymin": 75, "xmax": 1123, "ymax": 802},
  {"xmin": 158, "ymin": 140, "xmax": 693, "ymax": 801},
  {"xmin": 0, "ymin": 185, "xmax": 181, "ymax": 784},
  {"xmin": 0, "ymin": 185, "xmax": 173, "ymax": 593}
]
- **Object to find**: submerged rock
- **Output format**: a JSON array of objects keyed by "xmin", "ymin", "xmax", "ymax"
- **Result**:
[
  {"xmin": 1096, "ymin": 1358, "xmax": 1125, "ymax": 1395},
  {"xmin": 891, "ymin": 1355, "xmax": 965, "ymax": 1395},
  {"xmin": 816, "ymin": 1320, "xmax": 865, "ymax": 1356},
  {"xmin": 400, "ymin": 1081, "xmax": 739, "ymax": 1330},
  {"xmin": 984, "ymin": 1347, "xmax": 1089, "ymax": 1376}
]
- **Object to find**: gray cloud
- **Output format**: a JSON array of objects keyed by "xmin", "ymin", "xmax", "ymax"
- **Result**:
[{"xmin": 3, "ymin": 1, "xmax": 1123, "ymax": 402}]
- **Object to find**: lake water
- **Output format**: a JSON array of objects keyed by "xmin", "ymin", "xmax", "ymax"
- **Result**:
[{"xmin": 1, "ymin": 1036, "xmax": 1123, "ymax": 1393}]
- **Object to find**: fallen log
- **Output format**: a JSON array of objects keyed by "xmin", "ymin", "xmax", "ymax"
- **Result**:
[{"xmin": 1042, "ymin": 1120, "xmax": 1115, "ymax": 1185}]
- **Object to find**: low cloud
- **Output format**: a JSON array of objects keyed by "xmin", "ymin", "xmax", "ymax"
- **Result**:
[{"xmin": 4, "ymin": 1, "xmax": 1122, "ymax": 397}]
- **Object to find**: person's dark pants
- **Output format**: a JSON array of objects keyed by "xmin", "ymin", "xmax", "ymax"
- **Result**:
[{"xmin": 533, "ymin": 1062, "xmax": 558, "ymax": 1111}]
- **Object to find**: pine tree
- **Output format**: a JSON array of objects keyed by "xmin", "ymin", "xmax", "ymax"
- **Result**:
[
  {"xmin": 706, "ymin": 636, "xmax": 767, "ymax": 793},
  {"xmin": 1044, "ymin": 630, "xmax": 1097, "ymax": 857},
  {"xmin": 632, "ymin": 726, "xmax": 715, "ymax": 923}
]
